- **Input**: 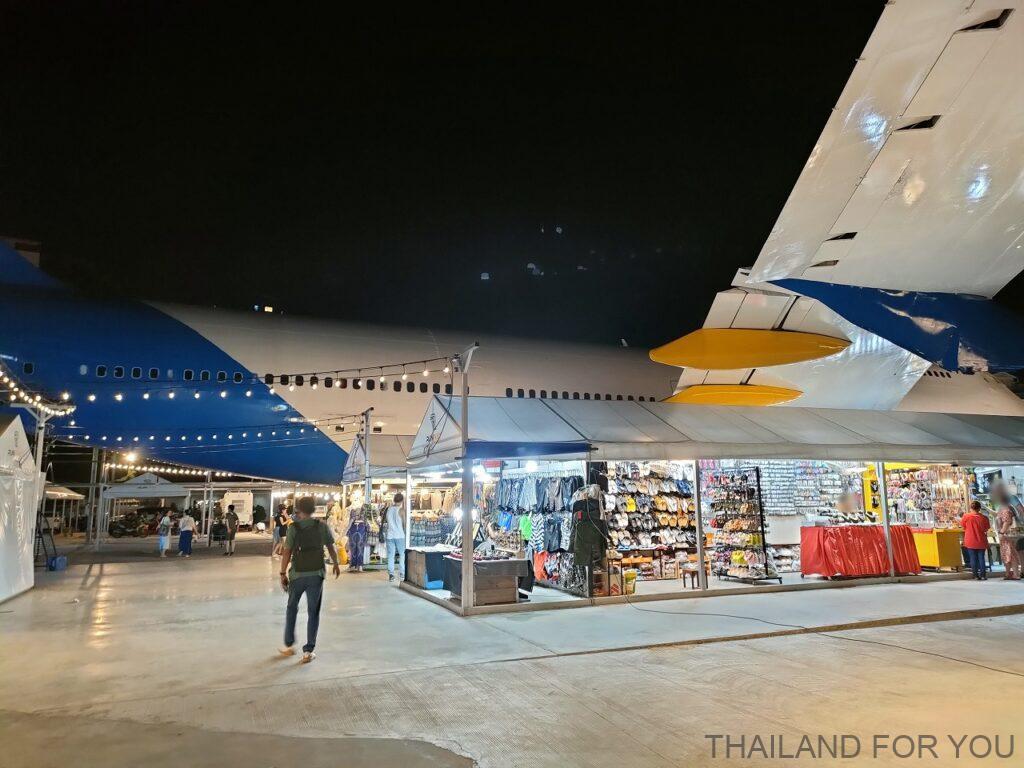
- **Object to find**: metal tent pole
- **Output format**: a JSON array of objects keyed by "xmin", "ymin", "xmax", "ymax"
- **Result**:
[
  {"xmin": 455, "ymin": 344, "xmax": 479, "ymax": 612},
  {"xmin": 692, "ymin": 460, "xmax": 708, "ymax": 590},
  {"xmin": 875, "ymin": 462, "xmax": 895, "ymax": 578}
]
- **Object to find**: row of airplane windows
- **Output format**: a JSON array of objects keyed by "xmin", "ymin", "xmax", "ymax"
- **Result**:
[
  {"xmin": 506, "ymin": 388, "xmax": 656, "ymax": 402},
  {"xmin": 67, "ymin": 364, "xmax": 655, "ymax": 402},
  {"xmin": 82, "ymin": 365, "xmax": 247, "ymax": 383}
]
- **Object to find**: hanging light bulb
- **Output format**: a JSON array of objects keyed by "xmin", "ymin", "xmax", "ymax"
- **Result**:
[
  {"xmin": 288, "ymin": 384, "xmax": 295, "ymax": 392},
  {"xmin": 443, "ymin": 364, "xmax": 450, "ymax": 374},
  {"xmin": 422, "ymin": 367, "xmax": 430, "ymax": 377},
  {"xmin": 228, "ymin": 434, "xmax": 233, "ymax": 440},
  {"xmin": 245, "ymin": 390, "xmax": 252, "ymax": 397},
  {"xmin": 61, "ymin": 391, "xmax": 70, "ymax": 401},
  {"xmin": 69, "ymin": 420, "xmax": 76, "ymax": 426},
  {"xmin": 193, "ymin": 391, "xmax": 201, "ymax": 399},
  {"xmin": 142, "ymin": 392, "xmax": 150, "ymax": 400},
  {"xmin": 168, "ymin": 391, "xmax": 176, "ymax": 399},
  {"xmin": 220, "ymin": 390, "xmax": 227, "ymax": 398},
  {"xmin": 379, "ymin": 374, "xmax": 386, "ymax": 383},
  {"xmin": 401, "ymin": 369, "xmax": 408, "ymax": 380},
  {"xmin": 114, "ymin": 393, "xmax": 123, "ymax": 402},
  {"xmin": 269, "ymin": 386, "xmax": 276, "ymax": 394},
  {"xmin": 165, "ymin": 436, "xmax": 171, "ymax": 442}
]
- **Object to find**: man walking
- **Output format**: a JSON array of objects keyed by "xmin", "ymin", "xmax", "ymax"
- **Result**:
[
  {"xmin": 279, "ymin": 496, "xmax": 340, "ymax": 663},
  {"xmin": 385, "ymin": 492, "xmax": 407, "ymax": 583},
  {"xmin": 224, "ymin": 504, "xmax": 239, "ymax": 556}
]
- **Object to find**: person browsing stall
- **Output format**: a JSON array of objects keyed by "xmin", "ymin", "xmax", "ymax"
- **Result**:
[
  {"xmin": 961, "ymin": 500, "xmax": 991, "ymax": 580},
  {"xmin": 384, "ymin": 492, "xmax": 407, "ymax": 583},
  {"xmin": 279, "ymin": 496, "xmax": 341, "ymax": 663}
]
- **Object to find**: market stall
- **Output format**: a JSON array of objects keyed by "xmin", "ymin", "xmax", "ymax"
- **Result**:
[{"xmin": 401, "ymin": 396, "xmax": 1024, "ymax": 614}]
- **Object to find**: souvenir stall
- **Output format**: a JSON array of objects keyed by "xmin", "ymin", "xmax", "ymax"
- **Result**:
[
  {"xmin": 882, "ymin": 463, "xmax": 974, "ymax": 570},
  {"xmin": 402, "ymin": 394, "xmax": 1024, "ymax": 615}
]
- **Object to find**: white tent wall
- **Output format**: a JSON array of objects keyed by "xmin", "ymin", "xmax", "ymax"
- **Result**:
[{"xmin": 0, "ymin": 415, "xmax": 39, "ymax": 603}]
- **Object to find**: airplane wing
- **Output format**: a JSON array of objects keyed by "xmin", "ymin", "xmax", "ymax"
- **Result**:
[
  {"xmin": 654, "ymin": 0, "xmax": 1024, "ymax": 414},
  {"xmin": 750, "ymin": 0, "xmax": 1024, "ymax": 296}
]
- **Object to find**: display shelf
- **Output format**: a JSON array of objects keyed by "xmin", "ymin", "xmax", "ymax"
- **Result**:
[{"xmin": 704, "ymin": 466, "xmax": 782, "ymax": 584}]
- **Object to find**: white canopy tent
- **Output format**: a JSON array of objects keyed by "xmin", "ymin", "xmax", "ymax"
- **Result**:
[
  {"xmin": 342, "ymin": 434, "xmax": 416, "ymax": 483},
  {"xmin": 101, "ymin": 472, "xmax": 191, "ymax": 500},
  {"xmin": 0, "ymin": 415, "xmax": 39, "ymax": 603},
  {"xmin": 408, "ymin": 396, "xmax": 1024, "ymax": 467}
]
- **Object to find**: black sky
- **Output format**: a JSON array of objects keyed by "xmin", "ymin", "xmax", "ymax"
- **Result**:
[{"xmin": 1, "ymin": 1, "xmax": 887, "ymax": 347}]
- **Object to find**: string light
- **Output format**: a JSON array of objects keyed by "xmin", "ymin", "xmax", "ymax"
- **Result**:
[
  {"xmin": 0, "ymin": 363, "xmax": 76, "ymax": 417},
  {"xmin": 114, "ymin": 393, "xmax": 123, "ymax": 401},
  {"xmin": 193, "ymin": 391, "xmax": 201, "ymax": 399},
  {"xmin": 245, "ymin": 390, "xmax": 252, "ymax": 397},
  {"xmin": 168, "ymin": 391, "xmax": 176, "ymax": 399},
  {"xmin": 142, "ymin": 392, "xmax": 150, "ymax": 399},
  {"xmin": 220, "ymin": 390, "xmax": 227, "ymax": 398},
  {"xmin": 88, "ymin": 394, "xmax": 96, "ymax": 401}
]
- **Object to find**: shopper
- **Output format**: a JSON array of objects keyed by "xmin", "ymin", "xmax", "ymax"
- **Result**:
[
  {"xmin": 384, "ymin": 492, "xmax": 407, "ymax": 583},
  {"xmin": 960, "ymin": 500, "xmax": 990, "ymax": 580},
  {"xmin": 224, "ymin": 504, "xmax": 240, "ymax": 556},
  {"xmin": 991, "ymin": 487, "xmax": 1024, "ymax": 577},
  {"xmin": 157, "ymin": 511, "xmax": 172, "ymax": 557},
  {"xmin": 271, "ymin": 504, "xmax": 288, "ymax": 558},
  {"xmin": 178, "ymin": 509, "xmax": 198, "ymax": 558},
  {"xmin": 279, "ymin": 496, "xmax": 341, "ymax": 663}
]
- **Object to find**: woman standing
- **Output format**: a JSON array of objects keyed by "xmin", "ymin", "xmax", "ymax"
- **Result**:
[
  {"xmin": 996, "ymin": 496, "xmax": 1023, "ymax": 580},
  {"xmin": 178, "ymin": 509, "xmax": 198, "ymax": 558},
  {"xmin": 157, "ymin": 511, "xmax": 172, "ymax": 558},
  {"xmin": 960, "ymin": 501, "xmax": 990, "ymax": 580}
]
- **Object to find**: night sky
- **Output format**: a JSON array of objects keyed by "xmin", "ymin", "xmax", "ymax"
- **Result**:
[{"xmin": 1, "ymin": 2, "xmax": 886, "ymax": 347}]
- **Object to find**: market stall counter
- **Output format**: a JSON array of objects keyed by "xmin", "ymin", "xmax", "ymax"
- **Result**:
[
  {"xmin": 911, "ymin": 528, "xmax": 965, "ymax": 570},
  {"xmin": 443, "ymin": 555, "xmax": 532, "ymax": 606},
  {"xmin": 801, "ymin": 524, "xmax": 921, "ymax": 578}
]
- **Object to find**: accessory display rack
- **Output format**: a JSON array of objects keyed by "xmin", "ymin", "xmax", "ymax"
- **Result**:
[{"xmin": 704, "ymin": 466, "xmax": 782, "ymax": 585}]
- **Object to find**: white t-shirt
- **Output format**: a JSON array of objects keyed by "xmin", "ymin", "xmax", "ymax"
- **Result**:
[
  {"xmin": 179, "ymin": 515, "xmax": 197, "ymax": 532},
  {"xmin": 385, "ymin": 505, "xmax": 405, "ymax": 540}
]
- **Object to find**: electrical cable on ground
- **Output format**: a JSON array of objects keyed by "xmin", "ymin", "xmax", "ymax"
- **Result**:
[{"xmin": 618, "ymin": 592, "xmax": 1024, "ymax": 679}]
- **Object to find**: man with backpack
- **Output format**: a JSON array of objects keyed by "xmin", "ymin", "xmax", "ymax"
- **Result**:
[{"xmin": 278, "ymin": 496, "xmax": 341, "ymax": 663}]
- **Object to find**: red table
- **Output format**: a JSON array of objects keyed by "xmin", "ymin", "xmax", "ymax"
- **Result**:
[{"xmin": 800, "ymin": 524, "xmax": 921, "ymax": 578}]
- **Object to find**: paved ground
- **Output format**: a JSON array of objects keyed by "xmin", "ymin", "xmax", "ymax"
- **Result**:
[{"xmin": 3, "ymin": 542, "xmax": 1023, "ymax": 767}]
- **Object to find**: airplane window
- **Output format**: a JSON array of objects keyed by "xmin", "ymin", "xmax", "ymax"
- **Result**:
[
  {"xmin": 551, "ymin": 390, "xmax": 558, "ymax": 399},
  {"xmin": 627, "ymin": 395, "xmax": 634, "ymax": 401},
  {"xmin": 573, "ymin": 392, "xmax": 580, "ymax": 400},
  {"xmin": 23, "ymin": 362, "xmax": 35, "ymax": 375},
  {"xmin": 419, "ymin": 382, "xmax": 428, "ymax": 393},
  {"xmin": 324, "ymin": 377, "xmax": 333, "ymax": 388},
  {"xmin": 562, "ymin": 391, "xmax": 569, "ymax": 399},
  {"xmin": 200, "ymin": 370, "xmax": 211, "ymax": 382},
  {"xmin": 352, "ymin": 379, "xmax": 361, "ymax": 390},
  {"xmin": 616, "ymin": 395, "xmax": 623, "ymax": 401},
  {"xmin": 638, "ymin": 396, "xmax": 645, "ymax": 402},
  {"xmin": 150, "ymin": 368, "xmax": 159, "ymax": 380},
  {"xmin": 233, "ymin": 372, "xmax": 244, "ymax": 383},
  {"xmin": 529, "ymin": 389, "xmax": 536, "ymax": 398},
  {"xmin": 96, "ymin": 365, "xmax": 107, "ymax": 377},
  {"xmin": 79, "ymin": 364, "xmax": 88, "ymax": 376},
  {"xmin": 540, "ymin": 390, "xmax": 547, "ymax": 398},
  {"xmin": 167, "ymin": 369, "xmax": 175, "ymax": 379},
  {"xmin": 295, "ymin": 375, "xmax": 304, "ymax": 386},
  {"xmin": 517, "ymin": 389, "xmax": 525, "ymax": 398},
  {"xmin": 433, "ymin": 383, "xmax": 441, "ymax": 394},
  {"xmin": 217, "ymin": 371, "xmax": 227, "ymax": 382},
  {"xmin": 184, "ymin": 370, "xmax": 195, "ymax": 381},
  {"xmin": 131, "ymin": 367, "xmax": 142, "ymax": 379},
  {"xmin": 583, "ymin": 393, "xmax": 591, "ymax": 400},
  {"xmin": 366, "ymin": 378, "xmax": 376, "ymax": 390},
  {"xmin": 505, "ymin": 388, "xmax": 513, "ymax": 398},
  {"xmin": 113, "ymin": 366, "xmax": 125, "ymax": 378},
  {"xmin": 406, "ymin": 382, "xmax": 415, "ymax": 393},
  {"xmin": 393, "ymin": 381, "xmax": 401, "ymax": 392},
  {"xmin": 339, "ymin": 378, "xmax": 348, "ymax": 389},
  {"xmin": 445, "ymin": 384, "xmax": 453, "ymax": 395}
]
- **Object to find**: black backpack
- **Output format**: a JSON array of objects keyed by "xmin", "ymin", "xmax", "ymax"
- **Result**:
[{"xmin": 292, "ymin": 520, "xmax": 325, "ymax": 572}]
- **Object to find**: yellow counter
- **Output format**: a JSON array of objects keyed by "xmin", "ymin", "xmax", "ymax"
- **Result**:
[{"xmin": 912, "ymin": 528, "xmax": 964, "ymax": 570}]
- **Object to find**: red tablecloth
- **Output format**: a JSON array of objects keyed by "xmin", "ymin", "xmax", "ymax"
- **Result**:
[{"xmin": 800, "ymin": 525, "xmax": 921, "ymax": 578}]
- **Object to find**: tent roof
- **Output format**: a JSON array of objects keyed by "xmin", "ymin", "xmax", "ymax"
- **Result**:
[
  {"xmin": 45, "ymin": 485, "xmax": 84, "ymax": 500},
  {"xmin": 102, "ymin": 472, "xmax": 191, "ymax": 499},
  {"xmin": 341, "ymin": 434, "xmax": 415, "ymax": 482},
  {"xmin": 407, "ymin": 396, "xmax": 1024, "ymax": 467}
]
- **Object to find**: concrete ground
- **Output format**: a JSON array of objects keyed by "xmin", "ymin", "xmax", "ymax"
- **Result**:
[{"xmin": 3, "ymin": 540, "xmax": 1023, "ymax": 767}]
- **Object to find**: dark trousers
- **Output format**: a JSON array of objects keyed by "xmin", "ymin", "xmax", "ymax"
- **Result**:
[
  {"xmin": 965, "ymin": 547, "xmax": 987, "ymax": 579},
  {"xmin": 178, "ymin": 530, "xmax": 193, "ymax": 555},
  {"xmin": 284, "ymin": 575, "xmax": 324, "ymax": 652}
]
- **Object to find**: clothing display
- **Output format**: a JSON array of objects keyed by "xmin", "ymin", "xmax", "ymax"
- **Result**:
[{"xmin": 705, "ymin": 468, "xmax": 780, "ymax": 583}]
